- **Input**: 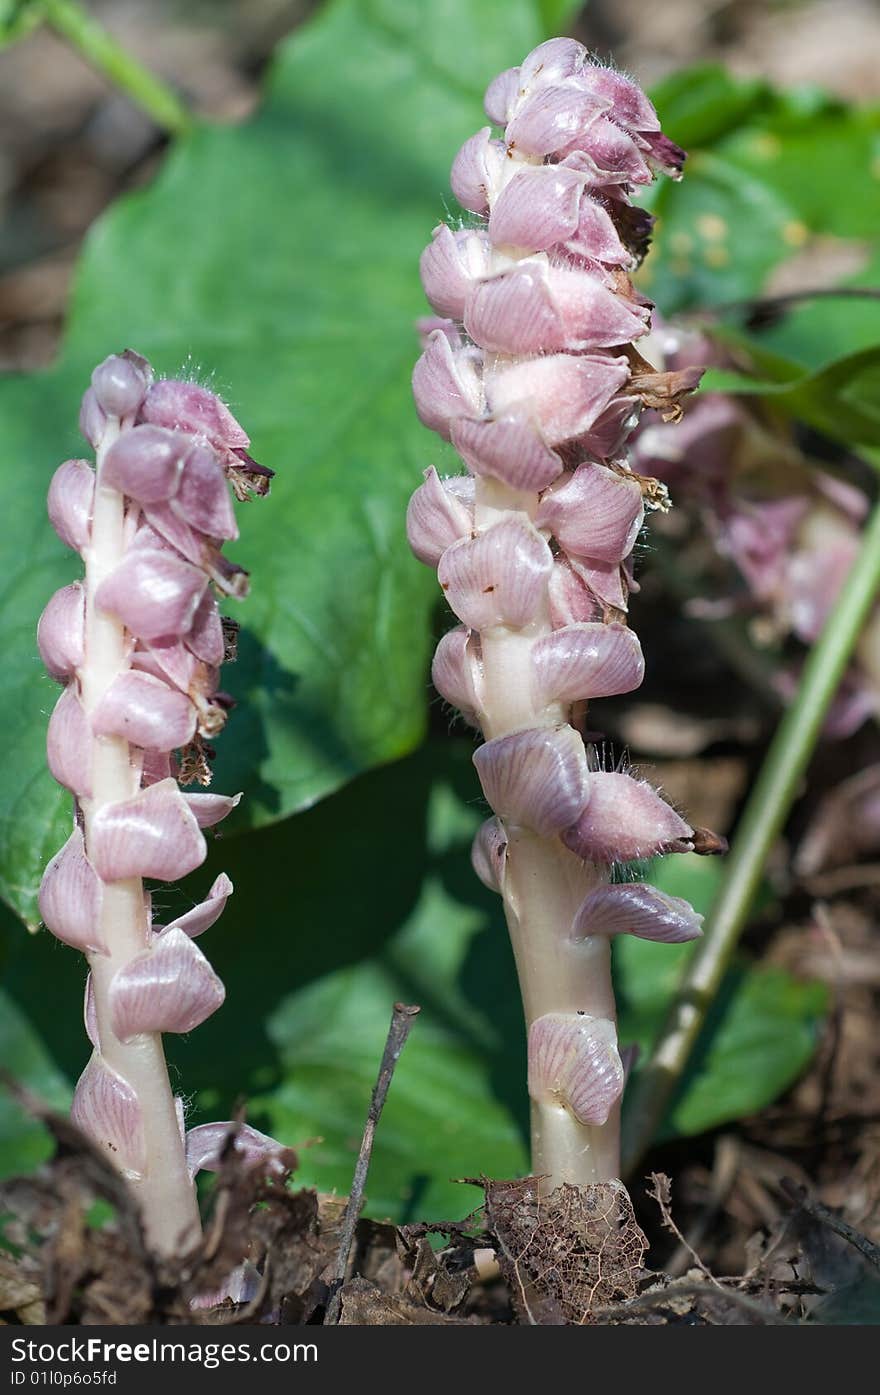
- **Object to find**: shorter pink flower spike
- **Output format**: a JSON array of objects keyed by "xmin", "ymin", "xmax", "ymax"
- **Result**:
[
  {"xmin": 72, "ymin": 1054, "xmax": 146, "ymax": 1177},
  {"xmin": 572, "ymin": 882, "xmax": 703, "ymax": 944},
  {"xmin": 109, "ymin": 927, "xmax": 226, "ymax": 1040},
  {"xmin": 90, "ymin": 778, "xmax": 206, "ymax": 882},
  {"xmin": 473, "ymin": 725, "xmax": 590, "ymax": 836},
  {"xmin": 531, "ymin": 622, "xmax": 644, "ymax": 706},
  {"xmin": 38, "ymin": 827, "xmax": 106, "ymax": 954},
  {"xmin": 437, "ymin": 516, "xmax": 552, "ymax": 630},
  {"xmin": 471, "ymin": 816, "xmax": 507, "ymax": 894},
  {"xmin": 431, "ymin": 626, "xmax": 484, "ymax": 726},
  {"xmin": 528, "ymin": 1012, "xmax": 625, "ymax": 1126},
  {"xmin": 37, "ymin": 582, "xmax": 86, "ymax": 680},
  {"xmin": 47, "ymin": 459, "xmax": 94, "ymax": 553},
  {"xmin": 563, "ymin": 770, "xmax": 693, "ymax": 864},
  {"xmin": 185, "ymin": 1121, "xmax": 291, "ymax": 1181},
  {"xmin": 406, "ymin": 466, "xmax": 474, "ymax": 567}
]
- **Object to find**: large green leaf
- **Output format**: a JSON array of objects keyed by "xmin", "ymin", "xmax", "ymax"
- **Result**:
[
  {"xmin": 0, "ymin": 0, "xmax": 563, "ymax": 928},
  {"xmin": 644, "ymin": 68, "xmax": 880, "ymax": 370},
  {"xmin": 2, "ymin": 751, "xmax": 825, "ymax": 1217}
]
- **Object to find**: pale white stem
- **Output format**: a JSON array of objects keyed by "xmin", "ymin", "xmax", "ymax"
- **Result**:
[
  {"xmin": 79, "ymin": 417, "xmax": 201, "ymax": 1254},
  {"xmin": 474, "ymin": 477, "xmax": 620, "ymax": 1187}
]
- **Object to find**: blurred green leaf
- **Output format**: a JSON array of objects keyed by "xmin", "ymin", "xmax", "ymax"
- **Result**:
[
  {"xmin": 0, "ymin": 0, "xmax": 562, "ymax": 927},
  {"xmin": 618, "ymin": 856, "xmax": 827, "ymax": 1140},
  {"xmin": 646, "ymin": 69, "xmax": 880, "ymax": 369},
  {"xmin": 0, "ymin": 0, "xmax": 44, "ymax": 46}
]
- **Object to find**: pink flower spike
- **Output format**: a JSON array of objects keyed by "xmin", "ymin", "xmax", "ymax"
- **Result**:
[
  {"xmin": 185, "ymin": 1121, "xmax": 290, "ymax": 1180},
  {"xmin": 47, "ymin": 459, "xmax": 94, "ymax": 552},
  {"xmin": 473, "ymin": 725, "xmax": 589, "ymax": 835},
  {"xmin": 449, "ymin": 126, "xmax": 505, "ymax": 215},
  {"xmin": 91, "ymin": 671, "xmax": 197, "ymax": 751},
  {"xmin": 90, "ymin": 778, "xmax": 206, "ymax": 882},
  {"xmin": 47, "ymin": 685, "xmax": 93, "ymax": 797},
  {"xmin": 464, "ymin": 260, "xmax": 649, "ymax": 356},
  {"xmin": 431, "ymin": 626, "xmax": 483, "ymax": 725},
  {"xmin": 563, "ymin": 770, "xmax": 693, "ymax": 863},
  {"xmin": 412, "ymin": 330, "xmax": 483, "ymax": 440},
  {"xmin": 406, "ymin": 466, "xmax": 474, "ymax": 567},
  {"xmin": 109, "ymin": 927, "xmax": 226, "ymax": 1041},
  {"xmin": 95, "ymin": 547, "xmax": 207, "ymax": 642},
  {"xmin": 101, "ymin": 425, "xmax": 188, "ymax": 504},
  {"xmin": 531, "ymin": 622, "xmax": 644, "ymax": 706},
  {"xmin": 163, "ymin": 872, "xmax": 233, "ymax": 939},
  {"xmin": 437, "ymin": 516, "xmax": 552, "ymax": 630},
  {"xmin": 419, "ymin": 224, "xmax": 491, "ymax": 321},
  {"xmin": 139, "ymin": 380, "xmax": 250, "ymax": 454},
  {"xmin": 72, "ymin": 1054, "xmax": 146, "ymax": 1178},
  {"xmin": 537, "ymin": 463, "xmax": 645, "ymax": 563},
  {"xmin": 528, "ymin": 1012, "xmax": 624, "ymax": 1126},
  {"xmin": 175, "ymin": 443, "xmax": 238, "ymax": 540},
  {"xmin": 37, "ymin": 582, "xmax": 85, "ymax": 679},
  {"xmin": 91, "ymin": 351, "xmax": 152, "ymax": 419},
  {"xmin": 184, "ymin": 791, "xmax": 242, "ymax": 828},
  {"xmin": 38, "ymin": 828, "xmax": 106, "ymax": 954},
  {"xmin": 572, "ymin": 882, "xmax": 703, "ymax": 944},
  {"xmin": 471, "ymin": 816, "xmax": 507, "ymax": 894}
]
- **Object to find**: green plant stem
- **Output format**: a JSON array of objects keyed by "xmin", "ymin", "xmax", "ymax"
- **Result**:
[
  {"xmin": 622, "ymin": 491, "xmax": 880, "ymax": 1175},
  {"xmin": 43, "ymin": 0, "xmax": 190, "ymax": 137}
]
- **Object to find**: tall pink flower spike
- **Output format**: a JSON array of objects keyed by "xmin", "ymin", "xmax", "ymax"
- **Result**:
[
  {"xmin": 408, "ymin": 39, "xmax": 722, "ymax": 1191},
  {"xmin": 38, "ymin": 351, "xmax": 285, "ymax": 1255}
]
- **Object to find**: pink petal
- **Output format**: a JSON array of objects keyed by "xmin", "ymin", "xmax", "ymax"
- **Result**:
[
  {"xmin": 37, "ymin": 582, "xmax": 85, "ymax": 679},
  {"xmin": 95, "ymin": 547, "xmax": 207, "ymax": 642},
  {"xmin": 548, "ymin": 559, "xmax": 602, "ymax": 627},
  {"xmin": 91, "ymin": 671, "xmax": 197, "ymax": 751},
  {"xmin": 90, "ymin": 778, "xmax": 206, "ymax": 881},
  {"xmin": 185, "ymin": 1121, "xmax": 289, "ymax": 1180},
  {"xmin": 528, "ymin": 1012, "xmax": 624, "ymax": 1126},
  {"xmin": 484, "ymin": 65, "xmax": 520, "ymax": 124},
  {"xmin": 506, "ymin": 85, "xmax": 607, "ymax": 158},
  {"xmin": 184, "ymin": 791, "xmax": 241, "ymax": 828},
  {"xmin": 537, "ymin": 464, "xmax": 644, "ymax": 562},
  {"xmin": 437, "ymin": 516, "xmax": 552, "ymax": 630},
  {"xmin": 47, "ymin": 685, "xmax": 92, "ymax": 797},
  {"xmin": 109, "ymin": 927, "xmax": 225, "ymax": 1040},
  {"xmin": 139, "ymin": 380, "xmax": 250, "ymax": 453},
  {"xmin": 71, "ymin": 1054, "xmax": 145, "ymax": 1177},
  {"xmin": 569, "ymin": 117, "xmax": 652, "ymax": 184},
  {"xmin": 486, "ymin": 352, "xmax": 629, "ymax": 444},
  {"xmin": 518, "ymin": 38, "xmax": 588, "ymax": 91},
  {"xmin": 411, "ymin": 330, "xmax": 483, "ymax": 440},
  {"xmin": 419, "ymin": 224, "xmax": 491, "ymax": 321},
  {"xmin": 38, "ymin": 827, "xmax": 106, "ymax": 954},
  {"xmin": 563, "ymin": 770, "xmax": 693, "ymax": 863},
  {"xmin": 639, "ymin": 131, "xmax": 686, "ymax": 179},
  {"xmin": 175, "ymin": 443, "xmax": 238, "ymax": 540},
  {"xmin": 471, "ymin": 816, "xmax": 507, "ymax": 893},
  {"xmin": 489, "ymin": 166, "xmax": 585, "ymax": 251},
  {"xmin": 132, "ymin": 637, "xmax": 198, "ymax": 693},
  {"xmin": 464, "ymin": 260, "xmax": 649, "ymax": 355},
  {"xmin": 531, "ymin": 622, "xmax": 644, "ymax": 705},
  {"xmin": 572, "ymin": 881, "xmax": 703, "ymax": 943},
  {"xmin": 141, "ymin": 501, "xmax": 203, "ymax": 565},
  {"xmin": 102, "ymin": 424, "xmax": 188, "ymax": 503},
  {"xmin": 473, "ymin": 725, "xmax": 589, "ymax": 835},
  {"xmin": 184, "ymin": 590, "xmax": 224, "ymax": 667},
  {"xmin": 451, "ymin": 412, "xmax": 562, "ymax": 492},
  {"xmin": 581, "ymin": 395, "xmax": 640, "ymax": 458},
  {"xmin": 449, "ymin": 127, "xmax": 505, "ymax": 215},
  {"xmin": 47, "ymin": 459, "xmax": 94, "ymax": 552},
  {"xmin": 580, "ymin": 67, "xmax": 660, "ymax": 134},
  {"xmin": 564, "ymin": 195, "xmax": 632, "ymax": 264},
  {"xmin": 569, "ymin": 555, "xmax": 629, "ymax": 612},
  {"xmin": 163, "ymin": 872, "xmax": 233, "ymax": 939},
  {"xmin": 91, "ymin": 351, "xmax": 152, "ymax": 419},
  {"xmin": 431, "ymin": 626, "xmax": 483, "ymax": 725},
  {"xmin": 406, "ymin": 466, "xmax": 474, "ymax": 567},
  {"xmin": 79, "ymin": 387, "xmax": 107, "ymax": 450}
]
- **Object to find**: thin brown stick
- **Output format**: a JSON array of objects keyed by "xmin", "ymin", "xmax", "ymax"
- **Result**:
[{"xmin": 324, "ymin": 1002, "xmax": 421, "ymax": 1324}]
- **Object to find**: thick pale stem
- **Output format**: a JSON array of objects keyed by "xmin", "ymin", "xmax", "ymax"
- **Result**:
[
  {"xmin": 474, "ymin": 478, "xmax": 620, "ymax": 1186},
  {"xmin": 79, "ymin": 419, "xmax": 201, "ymax": 1254}
]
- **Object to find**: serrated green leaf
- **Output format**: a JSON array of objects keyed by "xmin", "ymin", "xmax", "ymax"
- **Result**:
[{"xmin": 0, "ymin": 0, "xmax": 563, "ymax": 928}]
